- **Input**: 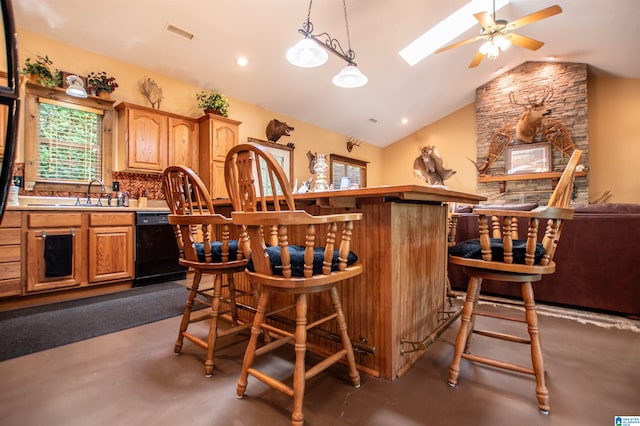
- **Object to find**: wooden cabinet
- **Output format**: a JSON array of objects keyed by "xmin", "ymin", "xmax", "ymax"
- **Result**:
[
  {"xmin": 116, "ymin": 102, "xmax": 198, "ymax": 173},
  {"xmin": 24, "ymin": 211, "xmax": 134, "ymax": 294},
  {"xmin": 26, "ymin": 213, "xmax": 84, "ymax": 293},
  {"xmin": 88, "ymin": 213, "xmax": 134, "ymax": 283},
  {"xmin": 168, "ymin": 116, "xmax": 199, "ymax": 170},
  {"xmin": 198, "ymin": 113, "xmax": 241, "ymax": 198},
  {"xmin": 0, "ymin": 212, "xmax": 22, "ymax": 297}
]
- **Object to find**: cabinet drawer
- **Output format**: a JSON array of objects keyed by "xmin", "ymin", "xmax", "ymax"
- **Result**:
[
  {"xmin": 1, "ymin": 211, "xmax": 21, "ymax": 228},
  {"xmin": 0, "ymin": 278, "xmax": 21, "ymax": 297},
  {"xmin": 28, "ymin": 213, "xmax": 82, "ymax": 228},
  {"xmin": 89, "ymin": 213, "xmax": 134, "ymax": 227},
  {"xmin": 0, "ymin": 245, "xmax": 20, "ymax": 262},
  {"xmin": 0, "ymin": 261, "xmax": 21, "ymax": 280},
  {"xmin": 0, "ymin": 228, "xmax": 20, "ymax": 245}
]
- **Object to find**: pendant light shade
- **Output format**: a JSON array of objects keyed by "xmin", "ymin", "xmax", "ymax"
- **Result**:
[
  {"xmin": 332, "ymin": 64, "xmax": 368, "ymax": 88},
  {"xmin": 286, "ymin": 37, "xmax": 329, "ymax": 68}
]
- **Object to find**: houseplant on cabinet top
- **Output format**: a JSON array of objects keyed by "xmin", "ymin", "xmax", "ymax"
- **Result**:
[
  {"xmin": 196, "ymin": 89, "xmax": 229, "ymax": 117},
  {"xmin": 87, "ymin": 71, "xmax": 119, "ymax": 98},
  {"xmin": 21, "ymin": 54, "xmax": 60, "ymax": 87}
]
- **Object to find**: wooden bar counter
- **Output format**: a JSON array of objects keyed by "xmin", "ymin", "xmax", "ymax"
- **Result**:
[{"xmin": 217, "ymin": 185, "xmax": 485, "ymax": 380}]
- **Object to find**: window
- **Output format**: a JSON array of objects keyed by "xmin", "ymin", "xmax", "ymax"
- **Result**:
[
  {"xmin": 37, "ymin": 99, "xmax": 103, "ymax": 182},
  {"xmin": 24, "ymin": 82, "xmax": 114, "ymax": 192},
  {"xmin": 329, "ymin": 154, "xmax": 367, "ymax": 189}
]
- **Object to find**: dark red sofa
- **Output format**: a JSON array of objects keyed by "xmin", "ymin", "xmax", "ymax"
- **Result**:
[{"xmin": 448, "ymin": 203, "xmax": 640, "ymax": 318}]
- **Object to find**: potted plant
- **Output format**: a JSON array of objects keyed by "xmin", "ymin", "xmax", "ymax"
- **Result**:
[
  {"xmin": 196, "ymin": 89, "xmax": 229, "ymax": 117},
  {"xmin": 21, "ymin": 54, "xmax": 60, "ymax": 87},
  {"xmin": 87, "ymin": 71, "xmax": 119, "ymax": 98}
]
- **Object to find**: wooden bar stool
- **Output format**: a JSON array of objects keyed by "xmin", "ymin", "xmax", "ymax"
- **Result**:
[
  {"xmin": 447, "ymin": 149, "xmax": 582, "ymax": 414},
  {"xmin": 162, "ymin": 165, "xmax": 256, "ymax": 377},
  {"xmin": 225, "ymin": 143, "xmax": 362, "ymax": 426}
]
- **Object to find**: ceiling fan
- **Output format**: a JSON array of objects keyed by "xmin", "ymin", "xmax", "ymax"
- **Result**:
[{"xmin": 436, "ymin": 3, "xmax": 562, "ymax": 68}]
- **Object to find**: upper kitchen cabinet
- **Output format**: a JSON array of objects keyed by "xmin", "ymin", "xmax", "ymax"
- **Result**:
[
  {"xmin": 168, "ymin": 116, "xmax": 199, "ymax": 172},
  {"xmin": 116, "ymin": 103, "xmax": 198, "ymax": 174},
  {"xmin": 198, "ymin": 113, "xmax": 241, "ymax": 198}
]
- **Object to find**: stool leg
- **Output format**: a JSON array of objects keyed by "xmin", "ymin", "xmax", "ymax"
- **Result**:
[
  {"xmin": 330, "ymin": 286, "xmax": 360, "ymax": 387},
  {"xmin": 448, "ymin": 276, "xmax": 481, "ymax": 386},
  {"xmin": 227, "ymin": 274, "xmax": 238, "ymax": 327},
  {"xmin": 175, "ymin": 270, "xmax": 202, "ymax": 355},
  {"xmin": 291, "ymin": 293, "xmax": 308, "ymax": 426},
  {"xmin": 465, "ymin": 277, "xmax": 483, "ymax": 352},
  {"xmin": 204, "ymin": 273, "xmax": 223, "ymax": 377},
  {"xmin": 237, "ymin": 287, "xmax": 270, "ymax": 399},
  {"xmin": 522, "ymin": 282, "xmax": 550, "ymax": 414}
]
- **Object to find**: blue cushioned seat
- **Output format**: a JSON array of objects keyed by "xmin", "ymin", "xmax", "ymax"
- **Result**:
[
  {"xmin": 247, "ymin": 245, "xmax": 358, "ymax": 277},
  {"xmin": 195, "ymin": 240, "xmax": 240, "ymax": 263},
  {"xmin": 449, "ymin": 238, "xmax": 545, "ymax": 264}
]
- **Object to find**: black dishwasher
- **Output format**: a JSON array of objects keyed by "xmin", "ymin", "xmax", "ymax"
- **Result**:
[{"xmin": 134, "ymin": 212, "xmax": 187, "ymax": 286}]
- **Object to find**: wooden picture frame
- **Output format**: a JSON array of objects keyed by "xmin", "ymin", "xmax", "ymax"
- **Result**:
[
  {"xmin": 505, "ymin": 142, "xmax": 551, "ymax": 175},
  {"xmin": 247, "ymin": 137, "xmax": 294, "ymax": 195}
]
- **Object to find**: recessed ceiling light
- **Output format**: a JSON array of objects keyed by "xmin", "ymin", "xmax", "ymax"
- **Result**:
[
  {"xmin": 401, "ymin": 117, "xmax": 409, "ymax": 125},
  {"xmin": 236, "ymin": 56, "xmax": 249, "ymax": 67},
  {"xmin": 399, "ymin": 0, "xmax": 510, "ymax": 66}
]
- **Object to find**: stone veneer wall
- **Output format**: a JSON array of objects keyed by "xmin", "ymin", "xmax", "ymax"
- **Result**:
[{"xmin": 475, "ymin": 61, "xmax": 588, "ymax": 205}]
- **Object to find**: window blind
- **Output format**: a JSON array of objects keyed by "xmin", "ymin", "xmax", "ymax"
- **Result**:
[{"xmin": 37, "ymin": 99, "xmax": 103, "ymax": 183}]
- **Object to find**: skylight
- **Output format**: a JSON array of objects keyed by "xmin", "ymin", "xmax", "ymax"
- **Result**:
[{"xmin": 399, "ymin": 0, "xmax": 510, "ymax": 66}]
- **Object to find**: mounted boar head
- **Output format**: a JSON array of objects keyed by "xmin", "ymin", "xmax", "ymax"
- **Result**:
[
  {"xmin": 509, "ymin": 87, "xmax": 553, "ymax": 143},
  {"xmin": 266, "ymin": 119, "xmax": 294, "ymax": 143}
]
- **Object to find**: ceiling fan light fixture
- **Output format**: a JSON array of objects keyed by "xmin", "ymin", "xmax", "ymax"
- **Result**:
[
  {"xmin": 494, "ymin": 35, "xmax": 511, "ymax": 52},
  {"xmin": 332, "ymin": 63, "xmax": 368, "ymax": 88},
  {"xmin": 286, "ymin": 37, "xmax": 328, "ymax": 68},
  {"xmin": 479, "ymin": 40, "xmax": 499, "ymax": 59}
]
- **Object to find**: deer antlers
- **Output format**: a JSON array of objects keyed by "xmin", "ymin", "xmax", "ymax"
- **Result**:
[
  {"xmin": 346, "ymin": 137, "xmax": 361, "ymax": 152},
  {"xmin": 509, "ymin": 86, "xmax": 554, "ymax": 107}
]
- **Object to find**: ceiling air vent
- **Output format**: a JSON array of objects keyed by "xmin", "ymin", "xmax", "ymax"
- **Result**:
[{"xmin": 165, "ymin": 24, "xmax": 195, "ymax": 41}]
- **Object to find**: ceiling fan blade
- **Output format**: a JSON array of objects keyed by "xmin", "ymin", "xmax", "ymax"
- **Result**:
[
  {"xmin": 436, "ymin": 35, "xmax": 485, "ymax": 54},
  {"xmin": 474, "ymin": 11, "xmax": 496, "ymax": 29},
  {"xmin": 507, "ymin": 5, "xmax": 562, "ymax": 30},
  {"xmin": 508, "ymin": 33, "xmax": 544, "ymax": 51},
  {"xmin": 469, "ymin": 51, "xmax": 484, "ymax": 68}
]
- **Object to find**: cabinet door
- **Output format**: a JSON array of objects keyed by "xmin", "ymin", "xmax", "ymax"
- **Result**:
[
  {"xmin": 0, "ymin": 211, "xmax": 22, "ymax": 297},
  {"xmin": 210, "ymin": 160, "xmax": 228, "ymax": 199},
  {"xmin": 168, "ymin": 116, "xmax": 198, "ymax": 171},
  {"xmin": 88, "ymin": 226, "xmax": 133, "ymax": 283},
  {"xmin": 26, "ymin": 228, "xmax": 84, "ymax": 292},
  {"xmin": 212, "ymin": 120, "xmax": 238, "ymax": 162},
  {"xmin": 127, "ymin": 108, "xmax": 168, "ymax": 172}
]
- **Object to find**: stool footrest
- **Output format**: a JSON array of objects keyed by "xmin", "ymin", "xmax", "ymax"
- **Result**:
[
  {"xmin": 474, "ymin": 329, "xmax": 531, "ymax": 344},
  {"xmin": 462, "ymin": 352, "xmax": 535, "ymax": 375}
]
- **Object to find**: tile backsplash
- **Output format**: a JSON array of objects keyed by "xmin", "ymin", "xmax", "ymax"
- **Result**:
[{"xmin": 11, "ymin": 162, "xmax": 164, "ymax": 201}]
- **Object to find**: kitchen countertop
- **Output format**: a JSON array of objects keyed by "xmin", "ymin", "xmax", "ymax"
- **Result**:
[{"xmin": 9, "ymin": 196, "xmax": 169, "ymax": 212}]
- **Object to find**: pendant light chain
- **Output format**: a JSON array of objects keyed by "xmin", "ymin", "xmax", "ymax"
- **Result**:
[{"xmin": 343, "ymin": 0, "xmax": 354, "ymax": 61}]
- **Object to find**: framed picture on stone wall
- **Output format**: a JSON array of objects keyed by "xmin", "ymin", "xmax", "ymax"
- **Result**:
[{"xmin": 505, "ymin": 142, "xmax": 551, "ymax": 175}]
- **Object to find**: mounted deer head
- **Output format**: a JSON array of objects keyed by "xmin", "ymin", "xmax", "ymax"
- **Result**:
[
  {"xmin": 509, "ymin": 86, "xmax": 553, "ymax": 143},
  {"xmin": 346, "ymin": 137, "xmax": 361, "ymax": 152}
]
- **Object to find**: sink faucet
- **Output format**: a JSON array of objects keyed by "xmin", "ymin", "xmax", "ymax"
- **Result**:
[{"xmin": 87, "ymin": 178, "xmax": 106, "ymax": 205}]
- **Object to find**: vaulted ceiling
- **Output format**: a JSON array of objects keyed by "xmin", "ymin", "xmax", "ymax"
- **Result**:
[{"xmin": 14, "ymin": 0, "xmax": 640, "ymax": 147}]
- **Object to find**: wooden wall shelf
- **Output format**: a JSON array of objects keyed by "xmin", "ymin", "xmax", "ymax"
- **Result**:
[
  {"xmin": 478, "ymin": 170, "xmax": 586, "ymax": 183},
  {"xmin": 478, "ymin": 171, "xmax": 587, "ymax": 193}
]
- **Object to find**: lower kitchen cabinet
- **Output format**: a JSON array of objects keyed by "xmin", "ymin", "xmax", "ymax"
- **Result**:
[
  {"xmin": 26, "ymin": 213, "xmax": 84, "ymax": 293},
  {"xmin": 0, "ymin": 212, "xmax": 22, "ymax": 297},
  {"xmin": 24, "ymin": 211, "xmax": 134, "ymax": 295},
  {"xmin": 88, "ymin": 213, "xmax": 134, "ymax": 283}
]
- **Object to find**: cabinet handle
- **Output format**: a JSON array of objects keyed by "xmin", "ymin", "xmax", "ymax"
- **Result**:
[{"xmin": 41, "ymin": 229, "xmax": 75, "ymax": 239}]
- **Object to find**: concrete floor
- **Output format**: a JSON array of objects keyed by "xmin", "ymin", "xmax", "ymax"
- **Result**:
[{"xmin": 0, "ymin": 301, "xmax": 638, "ymax": 426}]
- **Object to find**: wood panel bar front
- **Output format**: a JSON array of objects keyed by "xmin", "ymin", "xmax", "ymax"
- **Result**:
[{"xmin": 216, "ymin": 185, "xmax": 485, "ymax": 379}]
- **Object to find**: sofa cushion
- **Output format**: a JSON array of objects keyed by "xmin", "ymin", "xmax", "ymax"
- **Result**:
[
  {"xmin": 572, "ymin": 203, "xmax": 640, "ymax": 214},
  {"xmin": 247, "ymin": 245, "xmax": 358, "ymax": 277},
  {"xmin": 449, "ymin": 238, "xmax": 545, "ymax": 264},
  {"xmin": 475, "ymin": 203, "xmax": 539, "ymax": 211}
]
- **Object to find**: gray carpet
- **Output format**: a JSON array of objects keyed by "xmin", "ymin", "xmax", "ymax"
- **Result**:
[{"xmin": 0, "ymin": 281, "xmax": 189, "ymax": 361}]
